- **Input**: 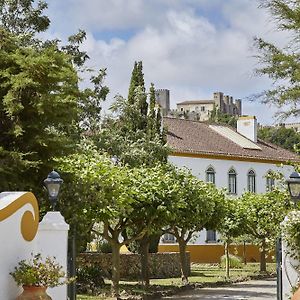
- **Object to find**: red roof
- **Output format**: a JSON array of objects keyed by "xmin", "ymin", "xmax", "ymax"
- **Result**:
[{"xmin": 164, "ymin": 117, "xmax": 300, "ymax": 163}]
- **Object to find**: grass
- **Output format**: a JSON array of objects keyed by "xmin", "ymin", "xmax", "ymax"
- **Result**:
[{"xmin": 77, "ymin": 263, "xmax": 276, "ymax": 300}]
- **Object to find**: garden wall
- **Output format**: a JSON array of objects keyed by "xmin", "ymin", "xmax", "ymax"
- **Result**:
[
  {"xmin": 158, "ymin": 244, "xmax": 274, "ymax": 264},
  {"xmin": 78, "ymin": 252, "xmax": 190, "ymax": 279}
]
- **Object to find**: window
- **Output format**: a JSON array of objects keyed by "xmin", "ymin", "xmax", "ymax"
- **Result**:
[
  {"xmin": 180, "ymin": 107, "xmax": 184, "ymax": 111},
  {"xmin": 266, "ymin": 172, "xmax": 275, "ymax": 191},
  {"xmin": 201, "ymin": 106, "xmax": 205, "ymax": 112},
  {"xmin": 228, "ymin": 168, "xmax": 237, "ymax": 194},
  {"xmin": 162, "ymin": 233, "xmax": 176, "ymax": 243},
  {"xmin": 206, "ymin": 230, "xmax": 217, "ymax": 242},
  {"xmin": 206, "ymin": 166, "xmax": 215, "ymax": 184},
  {"xmin": 247, "ymin": 170, "xmax": 256, "ymax": 193}
]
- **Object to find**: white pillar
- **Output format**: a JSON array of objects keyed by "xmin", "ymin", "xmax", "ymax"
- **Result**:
[
  {"xmin": 282, "ymin": 216, "xmax": 299, "ymax": 300},
  {"xmin": 36, "ymin": 212, "xmax": 69, "ymax": 300}
]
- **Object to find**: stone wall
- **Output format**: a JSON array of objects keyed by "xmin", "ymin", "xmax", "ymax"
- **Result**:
[{"xmin": 78, "ymin": 252, "xmax": 190, "ymax": 279}]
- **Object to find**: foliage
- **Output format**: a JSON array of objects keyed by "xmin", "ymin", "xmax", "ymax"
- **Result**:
[
  {"xmin": 98, "ymin": 241, "xmax": 112, "ymax": 254},
  {"xmin": 164, "ymin": 167, "xmax": 226, "ymax": 282},
  {"xmin": 165, "ymin": 168, "xmax": 226, "ymax": 241},
  {"xmin": 76, "ymin": 265, "xmax": 105, "ymax": 295},
  {"xmin": 220, "ymin": 254, "xmax": 243, "ymax": 269},
  {"xmin": 217, "ymin": 198, "xmax": 245, "ymax": 241},
  {"xmin": 239, "ymin": 189, "xmax": 291, "ymax": 272},
  {"xmin": 0, "ymin": 28, "xmax": 80, "ymax": 192},
  {"xmin": 258, "ymin": 126, "xmax": 300, "ymax": 152},
  {"xmin": 98, "ymin": 62, "xmax": 168, "ymax": 167},
  {"xmin": 10, "ymin": 253, "xmax": 69, "ymax": 287},
  {"xmin": 0, "ymin": 0, "xmax": 50, "ymax": 39},
  {"xmin": 0, "ymin": 3, "xmax": 109, "ymax": 198},
  {"xmin": 255, "ymin": 0, "xmax": 300, "ymax": 119},
  {"xmin": 282, "ymin": 210, "xmax": 300, "ymax": 263},
  {"xmin": 209, "ymin": 107, "xmax": 238, "ymax": 128},
  {"xmin": 240, "ymin": 189, "xmax": 290, "ymax": 250},
  {"xmin": 58, "ymin": 144, "xmax": 176, "ymax": 295}
]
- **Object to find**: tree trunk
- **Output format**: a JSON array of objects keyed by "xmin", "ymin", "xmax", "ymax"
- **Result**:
[
  {"xmin": 260, "ymin": 239, "xmax": 267, "ymax": 273},
  {"xmin": 178, "ymin": 239, "xmax": 189, "ymax": 284},
  {"xmin": 140, "ymin": 235, "xmax": 150, "ymax": 289},
  {"xmin": 225, "ymin": 240, "xmax": 230, "ymax": 280},
  {"xmin": 243, "ymin": 241, "xmax": 247, "ymax": 265},
  {"xmin": 111, "ymin": 242, "xmax": 122, "ymax": 297}
]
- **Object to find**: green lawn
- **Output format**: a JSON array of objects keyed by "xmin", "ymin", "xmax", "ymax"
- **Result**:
[{"xmin": 77, "ymin": 263, "xmax": 276, "ymax": 300}]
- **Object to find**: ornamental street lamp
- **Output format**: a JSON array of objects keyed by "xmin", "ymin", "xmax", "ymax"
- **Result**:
[
  {"xmin": 286, "ymin": 171, "xmax": 300, "ymax": 207},
  {"xmin": 44, "ymin": 170, "xmax": 63, "ymax": 211}
]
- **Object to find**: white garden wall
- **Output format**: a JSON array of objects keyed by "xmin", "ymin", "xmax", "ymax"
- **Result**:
[{"xmin": 0, "ymin": 192, "xmax": 69, "ymax": 300}]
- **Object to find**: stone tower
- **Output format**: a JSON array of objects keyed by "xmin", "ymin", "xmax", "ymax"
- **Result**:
[{"xmin": 155, "ymin": 89, "xmax": 170, "ymax": 115}]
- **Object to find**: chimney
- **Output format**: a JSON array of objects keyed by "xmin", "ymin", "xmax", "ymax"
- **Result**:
[{"xmin": 237, "ymin": 116, "xmax": 258, "ymax": 142}]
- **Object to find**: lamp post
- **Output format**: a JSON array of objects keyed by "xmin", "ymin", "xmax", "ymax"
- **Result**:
[
  {"xmin": 44, "ymin": 170, "xmax": 63, "ymax": 211},
  {"xmin": 286, "ymin": 171, "xmax": 300, "ymax": 207}
]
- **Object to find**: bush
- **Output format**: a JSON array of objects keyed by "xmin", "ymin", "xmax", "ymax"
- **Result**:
[
  {"xmin": 220, "ymin": 254, "xmax": 243, "ymax": 269},
  {"xmin": 98, "ymin": 241, "xmax": 112, "ymax": 253},
  {"xmin": 76, "ymin": 265, "xmax": 105, "ymax": 295}
]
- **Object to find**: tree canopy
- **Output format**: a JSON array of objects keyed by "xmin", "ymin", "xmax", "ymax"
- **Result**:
[
  {"xmin": 255, "ymin": 0, "xmax": 300, "ymax": 118},
  {"xmin": 0, "ymin": 28, "xmax": 80, "ymax": 191},
  {"xmin": 96, "ymin": 61, "xmax": 168, "ymax": 167},
  {"xmin": 239, "ymin": 189, "xmax": 290, "ymax": 272},
  {"xmin": 258, "ymin": 125, "xmax": 300, "ymax": 153}
]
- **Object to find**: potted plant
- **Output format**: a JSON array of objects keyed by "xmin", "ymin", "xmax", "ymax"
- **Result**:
[
  {"xmin": 10, "ymin": 253, "xmax": 70, "ymax": 300},
  {"xmin": 282, "ymin": 210, "xmax": 300, "ymax": 300}
]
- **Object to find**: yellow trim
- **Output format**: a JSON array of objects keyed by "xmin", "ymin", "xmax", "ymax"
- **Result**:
[
  {"xmin": 0, "ymin": 192, "xmax": 39, "ymax": 241},
  {"xmin": 238, "ymin": 116, "xmax": 256, "ymax": 120},
  {"xmin": 171, "ymin": 151, "xmax": 289, "ymax": 165}
]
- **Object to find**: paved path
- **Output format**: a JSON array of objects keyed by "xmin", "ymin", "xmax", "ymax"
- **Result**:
[{"xmin": 161, "ymin": 278, "xmax": 276, "ymax": 300}]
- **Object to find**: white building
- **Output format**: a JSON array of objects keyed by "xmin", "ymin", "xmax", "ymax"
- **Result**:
[{"xmin": 161, "ymin": 116, "xmax": 299, "ymax": 247}]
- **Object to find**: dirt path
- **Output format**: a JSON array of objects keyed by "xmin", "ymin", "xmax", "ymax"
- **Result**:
[{"xmin": 160, "ymin": 278, "xmax": 276, "ymax": 300}]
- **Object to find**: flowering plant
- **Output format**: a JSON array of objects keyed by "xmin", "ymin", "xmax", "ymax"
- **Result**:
[
  {"xmin": 282, "ymin": 210, "xmax": 300, "ymax": 263},
  {"xmin": 282, "ymin": 210, "xmax": 300, "ymax": 295},
  {"xmin": 10, "ymin": 253, "xmax": 70, "ymax": 288}
]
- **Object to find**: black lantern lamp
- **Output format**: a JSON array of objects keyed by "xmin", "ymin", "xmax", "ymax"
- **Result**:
[
  {"xmin": 286, "ymin": 171, "xmax": 300, "ymax": 207},
  {"xmin": 44, "ymin": 170, "xmax": 63, "ymax": 211}
]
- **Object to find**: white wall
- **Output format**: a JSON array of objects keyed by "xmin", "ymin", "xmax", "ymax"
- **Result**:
[
  {"xmin": 0, "ymin": 192, "xmax": 69, "ymax": 300},
  {"xmin": 169, "ymin": 155, "xmax": 294, "ymax": 196}
]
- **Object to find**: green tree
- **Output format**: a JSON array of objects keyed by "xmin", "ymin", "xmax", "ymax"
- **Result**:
[
  {"xmin": 258, "ymin": 126, "xmax": 300, "ymax": 153},
  {"xmin": 239, "ymin": 189, "xmax": 290, "ymax": 272},
  {"xmin": 255, "ymin": 0, "xmax": 300, "ymax": 118},
  {"xmin": 217, "ymin": 198, "xmax": 245, "ymax": 279},
  {"xmin": 209, "ymin": 106, "xmax": 238, "ymax": 127},
  {"xmin": 0, "ymin": 1, "xmax": 109, "ymax": 194},
  {"xmin": 165, "ymin": 167, "xmax": 226, "ymax": 283},
  {"xmin": 0, "ymin": 0, "xmax": 50, "ymax": 37},
  {"xmin": 98, "ymin": 63, "xmax": 168, "ymax": 167},
  {"xmin": 59, "ymin": 147, "xmax": 174, "ymax": 296},
  {"xmin": 0, "ymin": 29, "xmax": 80, "ymax": 191},
  {"xmin": 127, "ymin": 61, "xmax": 148, "ymax": 131}
]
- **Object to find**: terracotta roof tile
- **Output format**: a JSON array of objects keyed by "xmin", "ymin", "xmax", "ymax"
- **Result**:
[{"xmin": 164, "ymin": 117, "xmax": 300, "ymax": 163}]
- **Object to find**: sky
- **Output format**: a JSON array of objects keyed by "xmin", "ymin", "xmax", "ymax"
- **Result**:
[{"xmin": 44, "ymin": 0, "xmax": 293, "ymax": 125}]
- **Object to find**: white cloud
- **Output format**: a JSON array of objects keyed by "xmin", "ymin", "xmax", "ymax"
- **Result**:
[{"xmin": 44, "ymin": 0, "xmax": 291, "ymax": 124}]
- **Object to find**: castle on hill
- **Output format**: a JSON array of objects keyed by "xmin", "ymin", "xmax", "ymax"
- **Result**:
[{"xmin": 155, "ymin": 89, "xmax": 242, "ymax": 121}]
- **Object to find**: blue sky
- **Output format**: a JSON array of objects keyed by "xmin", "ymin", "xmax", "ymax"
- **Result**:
[{"xmin": 44, "ymin": 0, "xmax": 292, "ymax": 125}]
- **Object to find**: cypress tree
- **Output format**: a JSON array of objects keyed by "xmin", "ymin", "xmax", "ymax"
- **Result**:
[{"xmin": 128, "ymin": 61, "xmax": 139, "ymax": 105}]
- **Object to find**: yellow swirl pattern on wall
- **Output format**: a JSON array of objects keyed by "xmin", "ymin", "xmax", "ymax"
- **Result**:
[{"xmin": 0, "ymin": 192, "xmax": 39, "ymax": 241}]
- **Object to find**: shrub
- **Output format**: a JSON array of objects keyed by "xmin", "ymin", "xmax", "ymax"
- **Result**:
[
  {"xmin": 220, "ymin": 254, "xmax": 243, "ymax": 269},
  {"xmin": 76, "ymin": 265, "xmax": 105, "ymax": 295},
  {"xmin": 98, "ymin": 241, "xmax": 112, "ymax": 253}
]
